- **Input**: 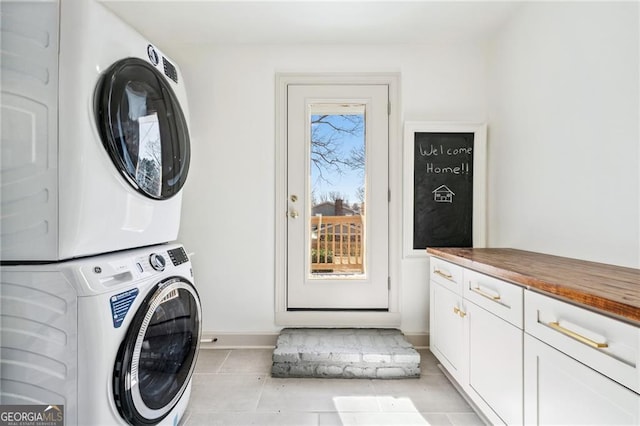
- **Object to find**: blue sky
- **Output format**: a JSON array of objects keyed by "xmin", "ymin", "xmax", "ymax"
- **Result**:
[{"xmin": 310, "ymin": 114, "xmax": 365, "ymax": 206}]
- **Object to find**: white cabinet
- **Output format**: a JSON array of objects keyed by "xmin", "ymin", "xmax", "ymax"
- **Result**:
[
  {"xmin": 524, "ymin": 290, "xmax": 639, "ymax": 394},
  {"xmin": 464, "ymin": 270, "xmax": 523, "ymax": 425},
  {"xmin": 467, "ymin": 302, "xmax": 522, "ymax": 425},
  {"xmin": 524, "ymin": 291, "xmax": 640, "ymax": 425},
  {"xmin": 464, "ymin": 269, "xmax": 523, "ymax": 328},
  {"xmin": 428, "ymin": 251, "xmax": 640, "ymax": 425},
  {"xmin": 525, "ymin": 334, "xmax": 639, "ymax": 425},
  {"xmin": 429, "ymin": 259, "xmax": 465, "ymax": 384},
  {"xmin": 430, "ymin": 256, "xmax": 464, "ymax": 294},
  {"xmin": 430, "ymin": 280, "xmax": 465, "ymax": 382},
  {"xmin": 429, "ymin": 259, "xmax": 524, "ymax": 425}
]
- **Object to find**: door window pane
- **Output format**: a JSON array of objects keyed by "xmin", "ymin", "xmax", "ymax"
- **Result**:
[{"xmin": 309, "ymin": 104, "xmax": 366, "ymax": 278}]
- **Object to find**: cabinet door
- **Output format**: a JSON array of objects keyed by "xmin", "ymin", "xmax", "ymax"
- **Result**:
[
  {"xmin": 467, "ymin": 302, "xmax": 523, "ymax": 425},
  {"xmin": 524, "ymin": 334, "xmax": 639, "ymax": 425},
  {"xmin": 525, "ymin": 290, "xmax": 639, "ymax": 394},
  {"xmin": 430, "ymin": 280, "xmax": 465, "ymax": 383}
]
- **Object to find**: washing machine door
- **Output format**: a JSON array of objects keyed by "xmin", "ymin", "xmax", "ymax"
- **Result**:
[
  {"xmin": 113, "ymin": 277, "xmax": 201, "ymax": 425},
  {"xmin": 95, "ymin": 57, "xmax": 190, "ymax": 200}
]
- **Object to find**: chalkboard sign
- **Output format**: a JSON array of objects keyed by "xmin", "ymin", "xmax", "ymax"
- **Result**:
[{"xmin": 413, "ymin": 132, "xmax": 474, "ymax": 249}]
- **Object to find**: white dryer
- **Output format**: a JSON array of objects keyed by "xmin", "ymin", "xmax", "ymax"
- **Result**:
[
  {"xmin": 0, "ymin": 243, "xmax": 202, "ymax": 425},
  {"xmin": 1, "ymin": 0, "xmax": 191, "ymax": 261}
]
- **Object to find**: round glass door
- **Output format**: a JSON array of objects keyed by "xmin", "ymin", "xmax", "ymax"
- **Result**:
[
  {"xmin": 113, "ymin": 278, "xmax": 201, "ymax": 425},
  {"xmin": 95, "ymin": 57, "xmax": 190, "ymax": 200}
]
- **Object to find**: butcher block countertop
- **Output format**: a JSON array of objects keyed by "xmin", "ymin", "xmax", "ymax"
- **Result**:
[{"xmin": 426, "ymin": 248, "xmax": 640, "ymax": 326}]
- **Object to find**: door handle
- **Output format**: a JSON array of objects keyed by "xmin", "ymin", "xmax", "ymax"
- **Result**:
[{"xmin": 453, "ymin": 307, "xmax": 467, "ymax": 318}]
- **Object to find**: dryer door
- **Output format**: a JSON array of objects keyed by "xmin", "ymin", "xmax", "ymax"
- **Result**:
[
  {"xmin": 95, "ymin": 57, "xmax": 190, "ymax": 200},
  {"xmin": 113, "ymin": 277, "xmax": 201, "ymax": 425}
]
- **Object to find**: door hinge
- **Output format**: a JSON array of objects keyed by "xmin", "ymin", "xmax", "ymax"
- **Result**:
[
  {"xmin": 388, "ymin": 101, "xmax": 391, "ymax": 116},
  {"xmin": 388, "ymin": 276, "xmax": 391, "ymax": 290},
  {"xmin": 388, "ymin": 189, "xmax": 391, "ymax": 202}
]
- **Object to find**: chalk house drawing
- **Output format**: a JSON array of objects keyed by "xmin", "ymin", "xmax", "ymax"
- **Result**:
[{"xmin": 432, "ymin": 185, "xmax": 455, "ymax": 203}]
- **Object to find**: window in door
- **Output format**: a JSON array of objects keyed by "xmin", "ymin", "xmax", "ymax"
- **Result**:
[{"xmin": 286, "ymin": 84, "xmax": 389, "ymax": 310}]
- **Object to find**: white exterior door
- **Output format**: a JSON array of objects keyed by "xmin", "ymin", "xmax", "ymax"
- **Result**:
[{"xmin": 286, "ymin": 84, "xmax": 389, "ymax": 309}]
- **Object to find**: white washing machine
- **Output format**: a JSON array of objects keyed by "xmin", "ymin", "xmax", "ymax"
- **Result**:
[
  {"xmin": 1, "ymin": 0, "xmax": 191, "ymax": 261},
  {"xmin": 0, "ymin": 243, "xmax": 202, "ymax": 425}
]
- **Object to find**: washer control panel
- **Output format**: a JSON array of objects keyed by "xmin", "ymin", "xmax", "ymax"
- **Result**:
[
  {"xmin": 149, "ymin": 253, "xmax": 166, "ymax": 271},
  {"xmin": 83, "ymin": 245, "xmax": 191, "ymax": 293},
  {"xmin": 168, "ymin": 247, "xmax": 189, "ymax": 266}
]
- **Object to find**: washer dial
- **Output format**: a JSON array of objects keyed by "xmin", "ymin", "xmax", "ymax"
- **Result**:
[{"xmin": 149, "ymin": 253, "xmax": 166, "ymax": 271}]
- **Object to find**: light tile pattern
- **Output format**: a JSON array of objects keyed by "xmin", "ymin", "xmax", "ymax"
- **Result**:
[{"xmin": 181, "ymin": 349, "xmax": 485, "ymax": 426}]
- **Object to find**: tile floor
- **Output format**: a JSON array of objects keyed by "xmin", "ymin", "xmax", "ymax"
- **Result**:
[{"xmin": 181, "ymin": 348, "xmax": 485, "ymax": 426}]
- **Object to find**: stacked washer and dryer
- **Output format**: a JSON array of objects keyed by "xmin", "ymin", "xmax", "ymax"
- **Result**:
[{"xmin": 1, "ymin": 1, "xmax": 201, "ymax": 425}]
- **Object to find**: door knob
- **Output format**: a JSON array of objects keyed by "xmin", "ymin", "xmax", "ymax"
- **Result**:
[{"xmin": 289, "ymin": 210, "xmax": 299, "ymax": 219}]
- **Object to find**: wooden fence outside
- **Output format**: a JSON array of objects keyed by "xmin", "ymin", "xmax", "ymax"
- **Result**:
[{"xmin": 310, "ymin": 215, "xmax": 364, "ymax": 273}]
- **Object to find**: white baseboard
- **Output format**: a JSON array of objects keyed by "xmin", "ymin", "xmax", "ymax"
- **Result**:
[
  {"xmin": 404, "ymin": 333, "xmax": 429, "ymax": 349},
  {"xmin": 199, "ymin": 331, "xmax": 429, "ymax": 350},
  {"xmin": 200, "ymin": 332, "xmax": 279, "ymax": 349}
]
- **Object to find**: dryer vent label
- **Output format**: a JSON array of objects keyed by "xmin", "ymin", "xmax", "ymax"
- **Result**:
[{"xmin": 110, "ymin": 288, "xmax": 139, "ymax": 328}]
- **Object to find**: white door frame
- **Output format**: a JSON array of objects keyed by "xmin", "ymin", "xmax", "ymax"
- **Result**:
[{"xmin": 274, "ymin": 73, "xmax": 401, "ymax": 327}]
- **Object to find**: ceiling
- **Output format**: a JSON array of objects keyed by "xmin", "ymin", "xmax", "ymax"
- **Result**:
[{"xmin": 100, "ymin": 1, "xmax": 522, "ymax": 47}]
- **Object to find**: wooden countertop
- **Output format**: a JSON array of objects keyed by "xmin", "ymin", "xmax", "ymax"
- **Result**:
[{"xmin": 426, "ymin": 247, "xmax": 640, "ymax": 325}]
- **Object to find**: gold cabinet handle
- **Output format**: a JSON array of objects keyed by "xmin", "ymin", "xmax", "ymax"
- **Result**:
[
  {"xmin": 434, "ymin": 269, "xmax": 453, "ymax": 280},
  {"xmin": 548, "ymin": 321, "xmax": 608, "ymax": 349},
  {"xmin": 471, "ymin": 286, "xmax": 501, "ymax": 301},
  {"xmin": 453, "ymin": 307, "xmax": 467, "ymax": 318}
]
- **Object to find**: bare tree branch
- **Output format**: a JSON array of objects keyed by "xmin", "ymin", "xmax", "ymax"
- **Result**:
[{"xmin": 311, "ymin": 114, "xmax": 364, "ymax": 185}]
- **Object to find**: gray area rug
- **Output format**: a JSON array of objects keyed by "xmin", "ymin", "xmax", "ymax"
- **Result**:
[{"xmin": 271, "ymin": 328, "xmax": 420, "ymax": 379}]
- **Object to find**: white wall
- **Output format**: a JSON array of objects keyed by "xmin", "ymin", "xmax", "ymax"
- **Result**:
[
  {"xmin": 487, "ymin": 2, "xmax": 639, "ymax": 268},
  {"xmin": 174, "ymin": 1, "xmax": 639, "ymax": 337},
  {"xmin": 174, "ymin": 43, "xmax": 489, "ymax": 335}
]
